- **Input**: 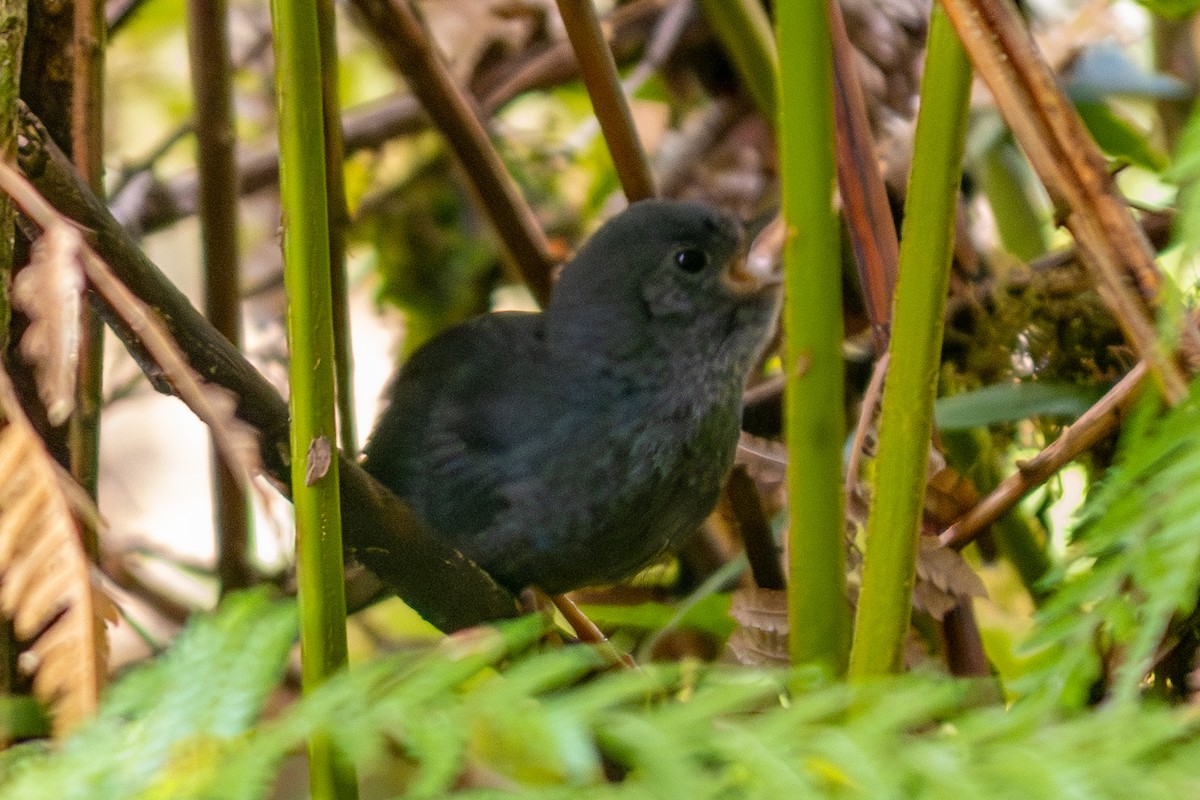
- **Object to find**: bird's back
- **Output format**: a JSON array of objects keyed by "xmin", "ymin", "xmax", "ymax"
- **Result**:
[{"xmin": 362, "ymin": 312, "xmax": 556, "ymax": 543}]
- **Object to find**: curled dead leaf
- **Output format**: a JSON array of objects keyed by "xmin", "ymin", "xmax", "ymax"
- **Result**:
[
  {"xmin": 726, "ymin": 587, "xmax": 789, "ymax": 667},
  {"xmin": 12, "ymin": 222, "xmax": 84, "ymax": 426}
]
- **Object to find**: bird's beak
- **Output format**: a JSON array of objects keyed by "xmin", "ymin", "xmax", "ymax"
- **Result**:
[{"xmin": 722, "ymin": 213, "xmax": 785, "ymax": 297}]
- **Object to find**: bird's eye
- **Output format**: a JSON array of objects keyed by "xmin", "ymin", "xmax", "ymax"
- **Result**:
[{"xmin": 674, "ymin": 248, "xmax": 708, "ymax": 273}]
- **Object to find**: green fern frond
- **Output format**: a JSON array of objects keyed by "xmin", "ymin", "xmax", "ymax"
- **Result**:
[
  {"xmin": 0, "ymin": 589, "xmax": 297, "ymax": 800},
  {"xmin": 1020, "ymin": 380, "xmax": 1200, "ymax": 707}
]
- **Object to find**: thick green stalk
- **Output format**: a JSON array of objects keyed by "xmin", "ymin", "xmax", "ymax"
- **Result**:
[
  {"xmin": 848, "ymin": 8, "xmax": 972, "ymax": 680},
  {"xmin": 269, "ymin": 0, "xmax": 356, "ymax": 793},
  {"xmin": 777, "ymin": 0, "xmax": 849, "ymax": 674},
  {"xmin": 698, "ymin": 0, "xmax": 777, "ymax": 122}
]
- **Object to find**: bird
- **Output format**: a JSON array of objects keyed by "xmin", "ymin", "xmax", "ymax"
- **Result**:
[{"xmin": 361, "ymin": 199, "xmax": 781, "ymax": 595}]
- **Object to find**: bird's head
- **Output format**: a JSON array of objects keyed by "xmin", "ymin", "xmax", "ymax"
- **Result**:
[{"xmin": 545, "ymin": 199, "xmax": 780, "ymax": 375}]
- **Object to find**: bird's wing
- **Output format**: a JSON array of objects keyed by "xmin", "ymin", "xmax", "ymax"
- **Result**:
[{"xmin": 362, "ymin": 311, "xmax": 558, "ymax": 541}]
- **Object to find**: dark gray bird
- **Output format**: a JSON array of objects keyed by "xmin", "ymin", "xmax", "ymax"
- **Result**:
[{"xmin": 362, "ymin": 199, "xmax": 780, "ymax": 595}]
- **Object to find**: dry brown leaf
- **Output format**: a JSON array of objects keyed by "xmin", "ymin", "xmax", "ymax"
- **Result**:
[
  {"xmin": 725, "ymin": 587, "xmax": 789, "ymax": 667},
  {"xmin": 11, "ymin": 222, "xmax": 84, "ymax": 426},
  {"xmin": 735, "ymin": 433, "xmax": 787, "ymax": 494},
  {"xmin": 913, "ymin": 536, "xmax": 988, "ymax": 621},
  {"xmin": 923, "ymin": 464, "xmax": 980, "ymax": 533},
  {"xmin": 0, "ymin": 366, "xmax": 107, "ymax": 736}
]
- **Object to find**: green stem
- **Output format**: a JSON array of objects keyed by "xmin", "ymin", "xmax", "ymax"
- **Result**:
[
  {"xmin": 697, "ymin": 0, "xmax": 777, "ymax": 123},
  {"xmin": 847, "ymin": 7, "xmax": 973, "ymax": 680},
  {"xmin": 269, "ymin": 0, "xmax": 356, "ymax": 792},
  {"xmin": 315, "ymin": 0, "xmax": 357, "ymax": 458},
  {"xmin": 777, "ymin": 0, "xmax": 849, "ymax": 674}
]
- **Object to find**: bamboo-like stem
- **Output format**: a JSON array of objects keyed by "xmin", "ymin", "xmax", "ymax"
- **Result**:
[
  {"xmin": 315, "ymin": 0, "xmax": 356, "ymax": 458},
  {"xmin": 777, "ymin": 0, "xmax": 849, "ymax": 674},
  {"xmin": 187, "ymin": 0, "xmax": 253, "ymax": 595},
  {"xmin": 696, "ymin": 0, "xmax": 777, "ymax": 122},
  {"xmin": 848, "ymin": 7, "xmax": 972, "ymax": 680},
  {"xmin": 268, "ymin": 0, "xmax": 356, "ymax": 791},
  {"xmin": 938, "ymin": 0, "xmax": 1193, "ymax": 404},
  {"xmin": 69, "ymin": 0, "xmax": 105, "ymax": 511},
  {"xmin": 556, "ymin": 0, "xmax": 656, "ymax": 201},
  {"xmin": 346, "ymin": 0, "xmax": 555, "ymax": 303}
]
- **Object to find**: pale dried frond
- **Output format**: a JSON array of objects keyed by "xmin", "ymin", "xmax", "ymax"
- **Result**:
[
  {"xmin": 11, "ymin": 222, "xmax": 84, "ymax": 426},
  {"xmin": 0, "ymin": 367, "xmax": 107, "ymax": 736}
]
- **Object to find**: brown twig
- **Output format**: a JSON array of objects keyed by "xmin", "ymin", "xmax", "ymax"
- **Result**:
[
  {"xmin": 726, "ymin": 465, "xmax": 785, "ymax": 590},
  {"xmin": 122, "ymin": 0, "xmax": 674, "ymax": 237},
  {"xmin": 0, "ymin": 162, "xmax": 260, "ymax": 490},
  {"xmin": 939, "ymin": 0, "xmax": 1192, "ymax": 404},
  {"xmin": 109, "ymin": 28, "xmax": 273, "ymax": 201},
  {"xmin": 830, "ymin": 0, "xmax": 897, "ymax": 353},
  {"xmin": 939, "ymin": 360, "xmax": 1149, "ymax": 550},
  {"xmin": 69, "ymin": 0, "xmax": 107, "ymax": 516},
  {"xmin": 15, "ymin": 102, "xmax": 521, "ymax": 631},
  {"xmin": 187, "ymin": 0, "xmax": 253, "ymax": 594},
  {"xmin": 346, "ymin": 0, "xmax": 555, "ymax": 303},
  {"xmin": 550, "ymin": 592, "xmax": 636, "ymax": 669},
  {"xmin": 942, "ymin": 599, "xmax": 990, "ymax": 676},
  {"xmin": 555, "ymin": 0, "xmax": 657, "ymax": 201},
  {"xmin": 844, "ymin": 351, "xmax": 890, "ymax": 500}
]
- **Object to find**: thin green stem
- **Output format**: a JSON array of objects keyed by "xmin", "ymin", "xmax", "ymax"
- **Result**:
[
  {"xmin": 269, "ymin": 0, "xmax": 356, "ymax": 792},
  {"xmin": 697, "ymin": 0, "xmax": 777, "ymax": 123},
  {"xmin": 847, "ymin": 7, "xmax": 973, "ymax": 680},
  {"xmin": 315, "ymin": 0, "xmax": 357, "ymax": 458},
  {"xmin": 777, "ymin": 0, "xmax": 849, "ymax": 675}
]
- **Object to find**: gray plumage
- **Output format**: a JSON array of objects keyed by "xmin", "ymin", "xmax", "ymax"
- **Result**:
[{"xmin": 362, "ymin": 199, "xmax": 779, "ymax": 594}]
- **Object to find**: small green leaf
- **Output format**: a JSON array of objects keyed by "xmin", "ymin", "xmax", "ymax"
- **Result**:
[
  {"xmin": 1134, "ymin": 0, "xmax": 1200, "ymax": 20},
  {"xmin": 1075, "ymin": 101, "xmax": 1168, "ymax": 172},
  {"xmin": 935, "ymin": 381, "xmax": 1102, "ymax": 430},
  {"xmin": 579, "ymin": 594, "xmax": 735, "ymax": 640}
]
